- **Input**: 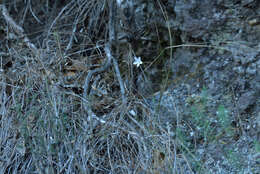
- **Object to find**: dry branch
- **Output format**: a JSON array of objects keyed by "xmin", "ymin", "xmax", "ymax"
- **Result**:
[
  {"xmin": 83, "ymin": 0, "xmax": 126, "ymax": 108},
  {"xmin": 108, "ymin": 0, "xmax": 127, "ymax": 105},
  {"xmin": 1, "ymin": 5, "xmax": 38, "ymax": 54},
  {"xmin": 82, "ymin": 43, "xmax": 112, "ymax": 129}
]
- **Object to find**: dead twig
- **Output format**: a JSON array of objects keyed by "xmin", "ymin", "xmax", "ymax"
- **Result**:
[
  {"xmin": 83, "ymin": 45, "xmax": 112, "ymax": 99},
  {"xmin": 83, "ymin": 0, "xmax": 126, "ymax": 107},
  {"xmin": 82, "ymin": 43, "xmax": 112, "ymax": 131},
  {"xmin": 110, "ymin": 49, "xmax": 127, "ymax": 105},
  {"xmin": 83, "ymin": 0, "xmax": 127, "ymax": 131},
  {"xmin": 1, "ymin": 5, "xmax": 38, "ymax": 54},
  {"xmin": 108, "ymin": 0, "xmax": 127, "ymax": 105}
]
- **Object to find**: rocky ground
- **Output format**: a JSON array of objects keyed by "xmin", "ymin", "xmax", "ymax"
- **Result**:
[{"xmin": 145, "ymin": 0, "xmax": 260, "ymax": 173}]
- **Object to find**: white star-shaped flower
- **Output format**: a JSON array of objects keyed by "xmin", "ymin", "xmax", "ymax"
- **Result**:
[{"xmin": 133, "ymin": 56, "xmax": 143, "ymax": 67}]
